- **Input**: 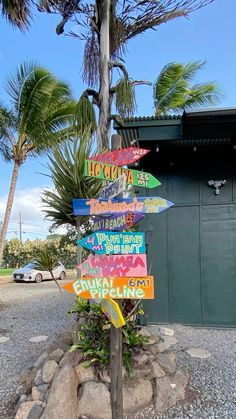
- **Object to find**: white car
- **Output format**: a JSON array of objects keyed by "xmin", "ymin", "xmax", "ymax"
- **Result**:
[{"xmin": 12, "ymin": 262, "xmax": 66, "ymax": 283}]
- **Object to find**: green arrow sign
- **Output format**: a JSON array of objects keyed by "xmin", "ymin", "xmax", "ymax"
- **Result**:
[{"xmin": 84, "ymin": 159, "xmax": 161, "ymax": 189}]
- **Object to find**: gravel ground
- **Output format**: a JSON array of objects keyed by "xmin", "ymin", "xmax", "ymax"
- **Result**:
[
  {"xmin": 1, "ymin": 283, "xmax": 236, "ymax": 419},
  {"xmin": 0, "ymin": 280, "xmax": 74, "ymax": 419},
  {"xmin": 126, "ymin": 324, "xmax": 236, "ymax": 419}
]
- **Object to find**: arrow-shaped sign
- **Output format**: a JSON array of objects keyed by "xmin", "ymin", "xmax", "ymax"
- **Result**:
[
  {"xmin": 89, "ymin": 147, "xmax": 150, "ymax": 166},
  {"xmin": 78, "ymin": 231, "xmax": 146, "ymax": 255},
  {"xmin": 77, "ymin": 254, "xmax": 147, "ymax": 277},
  {"xmin": 84, "ymin": 160, "xmax": 160, "ymax": 189},
  {"xmin": 93, "ymin": 212, "xmax": 144, "ymax": 231},
  {"xmin": 73, "ymin": 197, "xmax": 174, "ymax": 216},
  {"xmin": 62, "ymin": 276, "xmax": 154, "ymax": 299},
  {"xmin": 99, "ymin": 174, "xmax": 126, "ymax": 199}
]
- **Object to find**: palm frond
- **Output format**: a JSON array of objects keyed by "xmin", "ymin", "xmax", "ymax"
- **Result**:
[
  {"xmin": 42, "ymin": 131, "xmax": 102, "ymax": 229},
  {"xmin": 75, "ymin": 96, "xmax": 97, "ymax": 135},
  {"xmin": 115, "ymin": 77, "xmax": 136, "ymax": 118},
  {"xmin": 83, "ymin": 30, "xmax": 99, "ymax": 87},
  {"xmin": 0, "ymin": 0, "xmax": 32, "ymax": 29}
]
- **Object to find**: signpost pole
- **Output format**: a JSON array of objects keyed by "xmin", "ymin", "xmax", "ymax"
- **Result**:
[{"xmin": 110, "ymin": 134, "xmax": 123, "ymax": 419}]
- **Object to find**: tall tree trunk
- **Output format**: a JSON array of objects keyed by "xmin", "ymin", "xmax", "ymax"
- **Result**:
[
  {"xmin": 0, "ymin": 161, "xmax": 20, "ymax": 264},
  {"xmin": 97, "ymin": 0, "xmax": 111, "ymax": 151}
]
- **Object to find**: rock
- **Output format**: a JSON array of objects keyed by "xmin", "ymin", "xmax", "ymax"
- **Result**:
[
  {"xmin": 32, "ymin": 386, "xmax": 45, "ymax": 401},
  {"xmin": 77, "ymin": 382, "xmax": 111, "ymax": 419},
  {"xmin": 160, "ymin": 327, "xmax": 174, "ymax": 337},
  {"xmin": 98, "ymin": 369, "xmax": 111, "ymax": 384},
  {"xmin": 18, "ymin": 395, "xmax": 27, "ymax": 404},
  {"xmin": 59, "ymin": 350, "xmax": 83, "ymax": 368},
  {"xmin": 156, "ymin": 336, "xmax": 178, "ymax": 353},
  {"xmin": 37, "ymin": 384, "xmax": 49, "ymax": 394},
  {"xmin": 155, "ymin": 370, "xmax": 188, "ymax": 412},
  {"xmin": 0, "ymin": 336, "xmax": 10, "ymax": 343},
  {"xmin": 147, "ymin": 342, "xmax": 163, "ymax": 355},
  {"xmin": 49, "ymin": 348, "xmax": 64, "ymax": 363},
  {"xmin": 186, "ymin": 348, "xmax": 211, "ymax": 359},
  {"xmin": 28, "ymin": 404, "xmax": 45, "ymax": 419},
  {"xmin": 15, "ymin": 401, "xmax": 43, "ymax": 419},
  {"xmin": 138, "ymin": 327, "xmax": 152, "ymax": 337},
  {"xmin": 123, "ymin": 379, "xmax": 153, "ymax": 414},
  {"xmin": 134, "ymin": 352, "xmax": 150, "ymax": 367},
  {"xmin": 149, "ymin": 360, "xmax": 166, "ymax": 378},
  {"xmin": 34, "ymin": 352, "xmax": 48, "ymax": 369},
  {"xmin": 35, "ymin": 369, "xmax": 44, "ymax": 386},
  {"xmin": 156, "ymin": 353, "xmax": 176, "ymax": 374},
  {"xmin": 75, "ymin": 364, "xmax": 94, "ymax": 385},
  {"xmin": 57, "ymin": 330, "xmax": 73, "ymax": 349},
  {"xmin": 18, "ymin": 368, "xmax": 36, "ymax": 395},
  {"xmin": 42, "ymin": 360, "xmax": 59, "ymax": 384},
  {"xmin": 29, "ymin": 336, "xmax": 48, "ymax": 343},
  {"xmin": 41, "ymin": 364, "xmax": 78, "ymax": 419}
]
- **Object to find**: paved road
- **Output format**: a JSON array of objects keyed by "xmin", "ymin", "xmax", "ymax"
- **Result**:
[{"xmin": 0, "ymin": 280, "xmax": 74, "ymax": 419}]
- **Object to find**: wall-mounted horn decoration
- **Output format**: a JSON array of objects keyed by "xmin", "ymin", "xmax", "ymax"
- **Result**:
[{"xmin": 208, "ymin": 180, "xmax": 227, "ymax": 195}]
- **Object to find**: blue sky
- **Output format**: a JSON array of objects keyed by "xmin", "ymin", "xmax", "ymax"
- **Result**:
[{"xmin": 0, "ymin": 0, "xmax": 236, "ymax": 239}]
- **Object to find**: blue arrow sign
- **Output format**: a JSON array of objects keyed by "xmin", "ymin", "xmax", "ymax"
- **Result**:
[
  {"xmin": 77, "ymin": 231, "xmax": 146, "ymax": 255},
  {"xmin": 73, "ymin": 197, "xmax": 174, "ymax": 216}
]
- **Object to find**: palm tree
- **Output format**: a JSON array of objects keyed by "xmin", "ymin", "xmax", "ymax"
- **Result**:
[
  {"xmin": 42, "ymin": 131, "xmax": 102, "ymax": 268},
  {"xmin": 153, "ymin": 61, "xmax": 222, "ymax": 116},
  {"xmin": 1, "ymin": 1, "xmax": 215, "ymax": 149},
  {"xmin": 0, "ymin": 62, "xmax": 76, "ymax": 263},
  {"xmin": 34, "ymin": 247, "xmax": 61, "ymax": 292}
]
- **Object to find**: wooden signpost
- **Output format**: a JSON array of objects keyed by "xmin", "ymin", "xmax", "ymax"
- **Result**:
[
  {"xmin": 62, "ymin": 275, "xmax": 154, "ymax": 299},
  {"xmin": 89, "ymin": 147, "xmax": 150, "ymax": 166},
  {"xmin": 77, "ymin": 254, "xmax": 148, "ymax": 277},
  {"xmin": 93, "ymin": 212, "xmax": 144, "ymax": 231},
  {"xmin": 99, "ymin": 174, "xmax": 126, "ymax": 199},
  {"xmin": 77, "ymin": 231, "xmax": 146, "ymax": 255},
  {"xmin": 73, "ymin": 197, "xmax": 174, "ymax": 216},
  {"xmin": 101, "ymin": 298, "xmax": 125, "ymax": 329},
  {"xmin": 71, "ymin": 138, "xmax": 174, "ymax": 419},
  {"xmin": 84, "ymin": 159, "xmax": 161, "ymax": 188}
]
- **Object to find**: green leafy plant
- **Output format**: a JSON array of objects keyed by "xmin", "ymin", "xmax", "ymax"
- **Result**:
[{"xmin": 69, "ymin": 297, "xmax": 148, "ymax": 376}]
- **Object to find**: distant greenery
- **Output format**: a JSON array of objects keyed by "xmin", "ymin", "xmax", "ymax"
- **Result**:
[
  {"xmin": 0, "ymin": 268, "xmax": 14, "ymax": 276},
  {"xmin": 3, "ymin": 235, "xmax": 76, "ymax": 268}
]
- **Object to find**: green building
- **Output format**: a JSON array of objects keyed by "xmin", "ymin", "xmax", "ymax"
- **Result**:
[{"xmin": 115, "ymin": 108, "xmax": 236, "ymax": 327}]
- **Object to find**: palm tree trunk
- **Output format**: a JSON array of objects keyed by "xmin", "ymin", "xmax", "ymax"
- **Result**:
[
  {"xmin": 97, "ymin": 0, "xmax": 111, "ymax": 151},
  {"xmin": 0, "ymin": 161, "xmax": 20, "ymax": 264}
]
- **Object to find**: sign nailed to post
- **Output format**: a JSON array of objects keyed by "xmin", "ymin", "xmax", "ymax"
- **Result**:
[
  {"xmin": 77, "ymin": 254, "xmax": 148, "ymax": 277},
  {"xmin": 93, "ymin": 212, "xmax": 144, "ymax": 231},
  {"xmin": 89, "ymin": 147, "xmax": 150, "ymax": 166},
  {"xmin": 84, "ymin": 160, "xmax": 161, "ymax": 188},
  {"xmin": 101, "ymin": 297, "xmax": 125, "ymax": 328},
  {"xmin": 99, "ymin": 174, "xmax": 126, "ymax": 200},
  {"xmin": 73, "ymin": 197, "xmax": 174, "ymax": 216},
  {"xmin": 62, "ymin": 276, "xmax": 154, "ymax": 299},
  {"xmin": 78, "ymin": 231, "xmax": 146, "ymax": 255}
]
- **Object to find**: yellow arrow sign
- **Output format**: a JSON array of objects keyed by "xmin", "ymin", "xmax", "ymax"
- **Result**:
[{"xmin": 101, "ymin": 297, "xmax": 125, "ymax": 329}]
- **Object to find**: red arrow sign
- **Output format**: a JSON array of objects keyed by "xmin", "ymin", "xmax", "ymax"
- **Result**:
[{"xmin": 89, "ymin": 147, "xmax": 150, "ymax": 166}]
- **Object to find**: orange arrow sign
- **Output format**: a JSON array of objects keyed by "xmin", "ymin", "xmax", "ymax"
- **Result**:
[{"xmin": 62, "ymin": 276, "xmax": 154, "ymax": 300}]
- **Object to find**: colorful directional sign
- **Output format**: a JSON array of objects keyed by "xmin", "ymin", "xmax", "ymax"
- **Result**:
[
  {"xmin": 89, "ymin": 147, "xmax": 150, "ymax": 166},
  {"xmin": 93, "ymin": 212, "xmax": 144, "ymax": 231},
  {"xmin": 78, "ymin": 231, "xmax": 145, "ymax": 255},
  {"xmin": 84, "ymin": 160, "xmax": 160, "ymax": 188},
  {"xmin": 77, "ymin": 254, "xmax": 147, "ymax": 277},
  {"xmin": 73, "ymin": 197, "xmax": 174, "ymax": 216},
  {"xmin": 101, "ymin": 297, "xmax": 125, "ymax": 328},
  {"xmin": 62, "ymin": 276, "xmax": 154, "ymax": 299},
  {"xmin": 99, "ymin": 174, "xmax": 126, "ymax": 200}
]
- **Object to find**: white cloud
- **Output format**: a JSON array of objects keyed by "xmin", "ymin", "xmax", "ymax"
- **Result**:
[{"xmin": 0, "ymin": 187, "xmax": 67, "ymax": 240}]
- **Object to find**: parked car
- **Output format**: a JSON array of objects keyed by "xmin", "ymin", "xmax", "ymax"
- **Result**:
[{"xmin": 12, "ymin": 262, "xmax": 66, "ymax": 283}]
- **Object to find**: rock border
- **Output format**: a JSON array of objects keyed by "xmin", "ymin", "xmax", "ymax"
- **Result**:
[{"xmin": 14, "ymin": 322, "xmax": 188, "ymax": 419}]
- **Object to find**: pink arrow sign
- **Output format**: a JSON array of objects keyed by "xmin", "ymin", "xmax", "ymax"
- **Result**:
[
  {"xmin": 93, "ymin": 212, "xmax": 144, "ymax": 231},
  {"xmin": 89, "ymin": 147, "xmax": 150, "ymax": 166},
  {"xmin": 77, "ymin": 254, "xmax": 148, "ymax": 277}
]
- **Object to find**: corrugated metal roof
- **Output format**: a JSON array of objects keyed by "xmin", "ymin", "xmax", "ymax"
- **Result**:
[{"xmin": 122, "ymin": 115, "xmax": 181, "ymax": 122}]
